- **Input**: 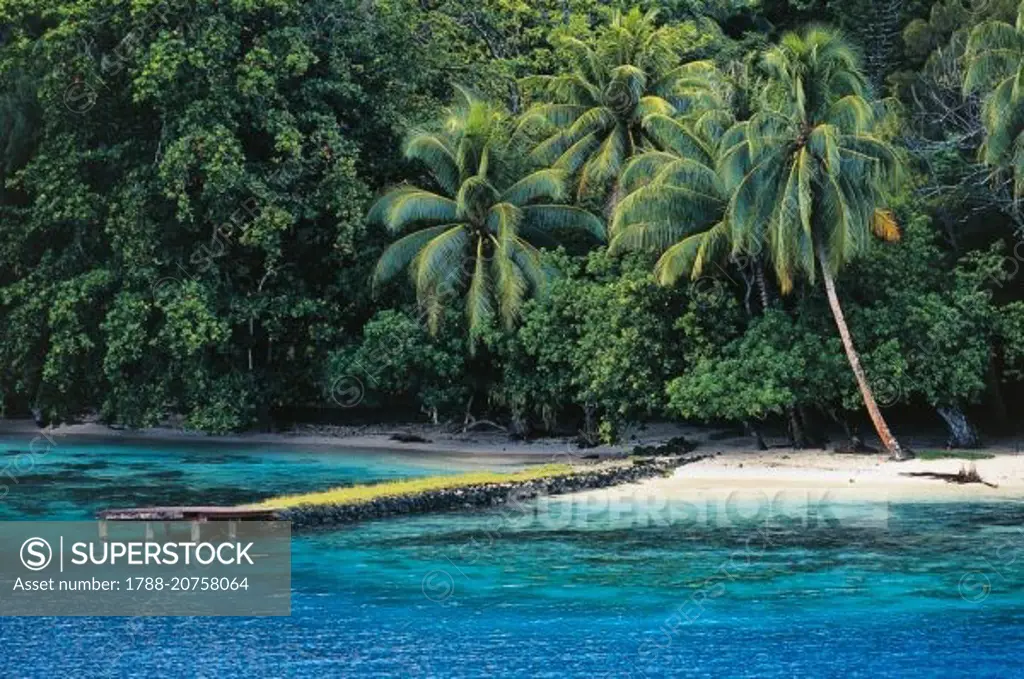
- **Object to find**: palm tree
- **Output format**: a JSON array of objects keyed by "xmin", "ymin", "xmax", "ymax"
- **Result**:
[
  {"xmin": 609, "ymin": 57, "xmax": 782, "ymax": 303},
  {"xmin": 963, "ymin": 1, "xmax": 1024, "ymax": 195},
  {"xmin": 369, "ymin": 88, "xmax": 604, "ymax": 335},
  {"xmin": 518, "ymin": 8, "xmax": 719, "ymax": 205},
  {"xmin": 608, "ymin": 108, "xmax": 737, "ymax": 285},
  {"xmin": 721, "ymin": 27, "xmax": 908, "ymax": 459}
]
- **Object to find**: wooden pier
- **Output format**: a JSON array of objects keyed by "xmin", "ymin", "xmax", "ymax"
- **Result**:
[
  {"xmin": 95, "ymin": 506, "xmax": 280, "ymax": 541},
  {"xmin": 96, "ymin": 506, "xmax": 278, "ymax": 522}
]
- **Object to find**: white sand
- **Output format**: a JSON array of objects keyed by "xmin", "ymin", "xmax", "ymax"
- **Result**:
[{"xmin": 577, "ymin": 449, "xmax": 1024, "ymax": 505}]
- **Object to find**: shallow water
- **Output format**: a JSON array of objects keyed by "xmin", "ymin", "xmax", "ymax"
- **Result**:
[
  {"xmin": 1, "ymin": 439, "xmax": 1022, "ymax": 677},
  {"xmin": 0, "ymin": 437, "xmax": 466, "ymax": 519}
]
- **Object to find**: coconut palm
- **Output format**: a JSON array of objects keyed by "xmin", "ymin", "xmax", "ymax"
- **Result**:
[
  {"xmin": 724, "ymin": 27, "xmax": 908, "ymax": 459},
  {"xmin": 518, "ymin": 7, "xmax": 719, "ymax": 204},
  {"xmin": 963, "ymin": 1, "xmax": 1024, "ymax": 194},
  {"xmin": 608, "ymin": 55, "xmax": 780, "ymax": 297},
  {"xmin": 608, "ymin": 108, "xmax": 738, "ymax": 285},
  {"xmin": 369, "ymin": 89, "xmax": 604, "ymax": 335}
]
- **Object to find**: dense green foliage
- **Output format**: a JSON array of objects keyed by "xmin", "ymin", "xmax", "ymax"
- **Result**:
[{"xmin": 1, "ymin": 1, "xmax": 1023, "ymax": 449}]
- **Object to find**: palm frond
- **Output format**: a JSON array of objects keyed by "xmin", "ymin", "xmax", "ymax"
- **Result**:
[
  {"xmin": 373, "ymin": 224, "xmax": 461, "ymax": 288},
  {"xmin": 871, "ymin": 209, "xmax": 900, "ymax": 242},
  {"xmin": 727, "ymin": 151, "xmax": 785, "ymax": 256},
  {"xmin": 618, "ymin": 151, "xmax": 679, "ymax": 194},
  {"xmin": 817, "ymin": 170, "xmax": 857, "ymax": 282},
  {"xmin": 486, "ymin": 202, "xmax": 523, "ymax": 236},
  {"xmin": 840, "ymin": 134, "xmax": 900, "ymax": 185},
  {"xmin": 520, "ymin": 74, "xmax": 601, "ymax": 105},
  {"xmin": 412, "ymin": 224, "xmax": 470, "ymax": 296},
  {"xmin": 641, "ymin": 114, "xmax": 713, "ymax": 164},
  {"xmin": 652, "ymin": 157, "xmax": 724, "ymax": 196},
  {"xmin": 612, "ymin": 182, "xmax": 723, "ymax": 237},
  {"xmin": 491, "ymin": 206, "xmax": 528, "ymax": 329},
  {"xmin": 368, "ymin": 187, "xmax": 459, "ymax": 232},
  {"xmin": 653, "ymin": 222, "xmax": 730, "ymax": 285},
  {"xmin": 403, "ymin": 132, "xmax": 460, "ymax": 195},
  {"xmin": 521, "ymin": 205, "xmax": 606, "ymax": 240},
  {"xmin": 510, "ymin": 238, "xmax": 550, "ymax": 297},
  {"xmin": 578, "ymin": 125, "xmax": 628, "ymax": 196},
  {"xmin": 466, "ymin": 237, "xmax": 494, "ymax": 333},
  {"xmin": 501, "ymin": 169, "xmax": 567, "ymax": 206},
  {"xmin": 635, "ymin": 96, "xmax": 675, "ymax": 119},
  {"xmin": 518, "ymin": 104, "xmax": 590, "ymax": 131},
  {"xmin": 552, "ymin": 131, "xmax": 603, "ymax": 175},
  {"xmin": 979, "ymin": 75, "xmax": 1024, "ymax": 167},
  {"xmin": 808, "ymin": 124, "xmax": 841, "ymax": 176},
  {"xmin": 825, "ymin": 95, "xmax": 875, "ymax": 134},
  {"xmin": 608, "ymin": 221, "xmax": 692, "ymax": 255},
  {"xmin": 607, "ymin": 64, "xmax": 648, "ymax": 107},
  {"xmin": 651, "ymin": 60, "xmax": 719, "ymax": 98},
  {"xmin": 964, "ymin": 20, "xmax": 1024, "ymax": 92},
  {"xmin": 531, "ymin": 127, "xmax": 592, "ymax": 166},
  {"xmin": 692, "ymin": 109, "xmax": 736, "ymax": 146}
]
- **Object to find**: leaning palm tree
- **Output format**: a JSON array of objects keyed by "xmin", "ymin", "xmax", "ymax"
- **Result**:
[
  {"xmin": 518, "ymin": 7, "xmax": 719, "ymax": 205},
  {"xmin": 369, "ymin": 88, "xmax": 604, "ymax": 335},
  {"xmin": 723, "ymin": 27, "xmax": 908, "ymax": 459},
  {"xmin": 963, "ymin": 1, "xmax": 1024, "ymax": 195}
]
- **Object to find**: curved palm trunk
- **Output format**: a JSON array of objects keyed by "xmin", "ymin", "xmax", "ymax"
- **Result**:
[{"xmin": 817, "ymin": 247, "xmax": 909, "ymax": 460}]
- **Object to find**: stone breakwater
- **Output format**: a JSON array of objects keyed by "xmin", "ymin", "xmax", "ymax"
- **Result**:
[{"xmin": 275, "ymin": 455, "xmax": 705, "ymax": 529}]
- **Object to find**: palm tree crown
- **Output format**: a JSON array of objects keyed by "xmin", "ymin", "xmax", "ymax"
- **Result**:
[
  {"xmin": 369, "ymin": 88, "xmax": 604, "ymax": 334},
  {"xmin": 725, "ymin": 26, "xmax": 901, "ymax": 293},
  {"xmin": 963, "ymin": 1, "xmax": 1024, "ymax": 194},
  {"xmin": 519, "ymin": 8, "xmax": 719, "ymax": 203},
  {"xmin": 608, "ymin": 108, "xmax": 738, "ymax": 285}
]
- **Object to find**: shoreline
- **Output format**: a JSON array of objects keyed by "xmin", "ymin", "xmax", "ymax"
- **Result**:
[
  {"xmin": 4, "ymin": 418, "xmax": 1024, "ymax": 503},
  {"xmin": 0, "ymin": 417, "xmax": 671, "ymax": 461}
]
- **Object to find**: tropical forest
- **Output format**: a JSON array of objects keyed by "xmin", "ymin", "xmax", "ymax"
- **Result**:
[{"xmin": 3, "ymin": 0, "xmax": 1024, "ymax": 458}]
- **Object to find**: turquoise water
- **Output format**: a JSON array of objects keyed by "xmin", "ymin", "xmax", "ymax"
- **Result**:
[
  {"xmin": 0, "ymin": 437, "xmax": 467, "ymax": 519},
  {"xmin": 1, "ymin": 439, "xmax": 1023, "ymax": 677}
]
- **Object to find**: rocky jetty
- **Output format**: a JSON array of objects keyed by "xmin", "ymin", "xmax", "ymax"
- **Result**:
[{"xmin": 277, "ymin": 455, "xmax": 703, "ymax": 529}]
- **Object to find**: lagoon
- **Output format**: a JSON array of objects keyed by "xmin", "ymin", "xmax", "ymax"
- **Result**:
[{"xmin": 0, "ymin": 439, "xmax": 1022, "ymax": 677}]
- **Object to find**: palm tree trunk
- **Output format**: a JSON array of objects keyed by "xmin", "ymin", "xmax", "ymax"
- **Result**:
[
  {"xmin": 817, "ymin": 247, "xmax": 909, "ymax": 460},
  {"xmin": 754, "ymin": 258, "xmax": 771, "ymax": 311}
]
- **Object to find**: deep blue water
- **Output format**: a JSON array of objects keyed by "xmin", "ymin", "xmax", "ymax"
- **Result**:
[{"xmin": 1, "ymin": 438, "xmax": 1023, "ymax": 677}]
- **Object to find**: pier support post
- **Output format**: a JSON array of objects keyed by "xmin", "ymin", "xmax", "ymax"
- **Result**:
[{"xmin": 190, "ymin": 520, "xmax": 201, "ymax": 542}]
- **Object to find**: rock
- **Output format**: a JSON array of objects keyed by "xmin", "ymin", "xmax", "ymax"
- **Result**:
[
  {"xmin": 632, "ymin": 436, "xmax": 697, "ymax": 457},
  {"xmin": 390, "ymin": 433, "xmax": 432, "ymax": 444}
]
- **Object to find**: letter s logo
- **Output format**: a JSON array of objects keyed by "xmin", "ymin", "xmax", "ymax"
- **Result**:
[{"xmin": 20, "ymin": 537, "xmax": 52, "ymax": 571}]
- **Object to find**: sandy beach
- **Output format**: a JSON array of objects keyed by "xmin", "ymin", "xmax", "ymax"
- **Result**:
[
  {"xmin": 4, "ymin": 418, "xmax": 1024, "ymax": 503},
  {"xmin": 575, "ymin": 448, "xmax": 1024, "ymax": 506}
]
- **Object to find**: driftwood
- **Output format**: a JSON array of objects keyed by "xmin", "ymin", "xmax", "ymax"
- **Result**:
[
  {"xmin": 901, "ymin": 464, "xmax": 998, "ymax": 488},
  {"xmin": 461, "ymin": 419, "xmax": 506, "ymax": 433}
]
